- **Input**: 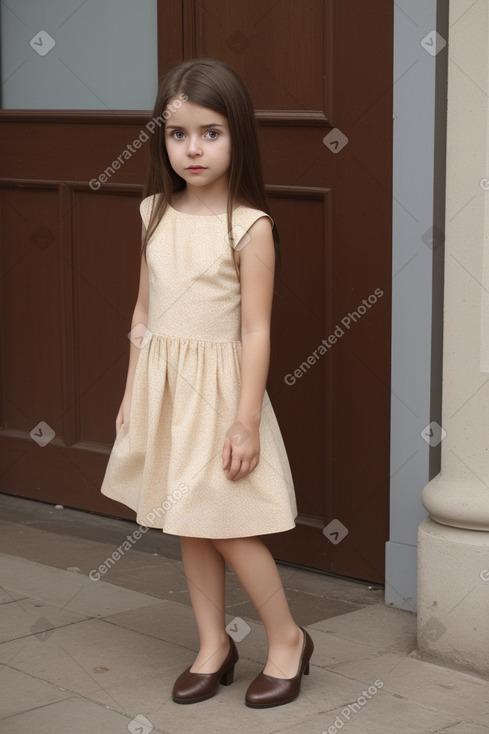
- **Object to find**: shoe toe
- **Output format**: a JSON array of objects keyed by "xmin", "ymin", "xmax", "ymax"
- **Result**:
[
  {"xmin": 245, "ymin": 673, "xmax": 299, "ymax": 708},
  {"xmin": 172, "ymin": 668, "xmax": 205, "ymax": 702}
]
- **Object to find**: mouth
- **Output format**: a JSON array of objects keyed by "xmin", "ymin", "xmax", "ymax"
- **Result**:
[{"xmin": 186, "ymin": 165, "xmax": 206, "ymax": 171}]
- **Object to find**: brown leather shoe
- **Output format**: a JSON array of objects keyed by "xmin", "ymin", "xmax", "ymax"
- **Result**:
[
  {"xmin": 172, "ymin": 635, "xmax": 239, "ymax": 704},
  {"xmin": 245, "ymin": 627, "xmax": 314, "ymax": 708}
]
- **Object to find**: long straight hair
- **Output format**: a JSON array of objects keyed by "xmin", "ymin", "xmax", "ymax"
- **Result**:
[{"xmin": 141, "ymin": 58, "xmax": 280, "ymax": 263}]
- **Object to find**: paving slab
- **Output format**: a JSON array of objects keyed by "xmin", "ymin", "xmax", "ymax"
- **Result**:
[
  {"xmin": 0, "ymin": 595, "xmax": 89, "ymax": 644},
  {"xmin": 0, "ymin": 695, "xmax": 170, "ymax": 734},
  {"xmin": 300, "ymin": 626, "xmax": 386, "ymax": 669},
  {"xmin": 404, "ymin": 673, "xmax": 489, "ymax": 728},
  {"xmin": 226, "ymin": 587, "xmax": 363, "ymax": 628},
  {"xmin": 98, "ymin": 555, "xmax": 190, "ymax": 601},
  {"xmin": 311, "ymin": 603, "xmax": 417, "ymax": 654},
  {"xmin": 0, "ymin": 494, "xmax": 181, "ymax": 560},
  {"xmin": 274, "ymin": 689, "xmax": 460, "ymax": 733},
  {"xmin": 0, "ymin": 553, "xmax": 164, "ymax": 617},
  {"xmin": 331, "ymin": 651, "xmax": 486, "ymax": 693},
  {"xmin": 0, "ymin": 617, "xmax": 186, "ymax": 699},
  {"xmin": 0, "ymin": 586, "xmax": 27, "ymax": 605},
  {"xmin": 277, "ymin": 564, "xmax": 384, "ymax": 607},
  {"xmin": 439, "ymin": 725, "xmax": 489, "ymax": 734},
  {"xmin": 0, "ymin": 666, "xmax": 71, "ymax": 719}
]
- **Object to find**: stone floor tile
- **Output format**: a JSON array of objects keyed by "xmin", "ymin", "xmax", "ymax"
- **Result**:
[
  {"xmin": 0, "ymin": 695, "xmax": 170, "ymax": 734},
  {"xmin": 0, "ymin": 521, "xmax": 119, "ymax": 574},
  {"xmin": 0, "ymin": 595, "xmax": 88, "ymax": 643},
  {"xmin": 438, "ymin": 725, "xmax": 489, "ymax": 734},
  {"xmin": 311, "ymin": 603, "xmax": 417, "ymax": 653},
  {"xmin": 301, "ymin": 627, "xmax": 385, "ymax": 668},
  {"xmin": 0, "ymin": 666, "xmax": 71, "ymax": 719},
  {"xmin": 98, "ymin": 555, "xmax": 189, "ymax": 600},
  {"xmin": 0, "ymin": 553, "xmax": 166, "ymax": 618},
  {"xmin": 226, "ymin": 587, "xmax": 363, "ymax": 627},
  {"xmin": 0, "ymin": 617, "xmax": 184, "ymax": 698},
  {"xmin": 277, "ymin": 564, "xmax": 384, "ymax": 606},
  {"xmin": 0, "ymin": 518, "xmax": 178, "ymax": 578},
  {"xmin": 0, "ymin": 495, "xmax": 181, "ymax": 558},
  {"xmin": 275, "ymin": 689, "xmax": 459, "ymax": 734},
  {"xmin": 330, "ymin": 651, "xmax": 487, "ymax": 703},
  {"xmin": 104, "ymin": 599, "xmax": 198, "ymax": 644},
  {"xmin": 406, "ymin": 674, "xmax": 489, "ymax": 727},
  {"xmin": 0, "ymin": 587, "xmax": 26, "ymax": 604},
  {"xmin": 281, "ymin": 665, "xmax": 384, "ymax": 716}
]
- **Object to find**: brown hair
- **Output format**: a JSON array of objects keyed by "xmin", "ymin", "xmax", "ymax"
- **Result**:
[{"xmin": 141, "ymin": 58, "xmax": 280, "ymax": 263}]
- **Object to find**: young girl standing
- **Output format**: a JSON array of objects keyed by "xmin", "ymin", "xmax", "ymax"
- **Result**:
[{"xmin": 100, "ymin": 58, "xmax": 313, "ymax": 708}]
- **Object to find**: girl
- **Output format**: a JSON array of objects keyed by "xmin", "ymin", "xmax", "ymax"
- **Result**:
[{"xmin": 100, "ymin": 58, "xmax": 313, "ymax": 708}]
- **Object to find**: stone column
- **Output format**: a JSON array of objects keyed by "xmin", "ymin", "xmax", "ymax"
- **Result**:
[{"xmin": 417, "ymin": 0, "xmax": 489, "ymax": 678}]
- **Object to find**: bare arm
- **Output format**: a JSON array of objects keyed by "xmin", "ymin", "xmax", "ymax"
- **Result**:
[
  {"xmin": 115, "ymin": 229, "xmax": 150, "ymax": 433},
  {"xmin": 222, "ymin": 216, "xmax": 275, "ymax": 480}
]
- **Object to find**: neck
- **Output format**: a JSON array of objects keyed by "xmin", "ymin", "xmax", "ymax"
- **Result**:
[{"xmin": 177, "ymin": 179, "xmax": 230, "ymax": 215}]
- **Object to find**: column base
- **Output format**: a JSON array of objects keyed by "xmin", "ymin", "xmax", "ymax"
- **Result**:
[
  {"xmin": 422, "ymin": 473, "xmax": 489, "ymax": 530},
  {"xmin": 417, "ymin": 517, "xmax": 489, "ymax": 678}
]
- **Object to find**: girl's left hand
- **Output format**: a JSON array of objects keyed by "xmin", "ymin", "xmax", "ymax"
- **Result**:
[{"xmin": 222, "ymin": 420, "xmax": 260, "ymax": 481}]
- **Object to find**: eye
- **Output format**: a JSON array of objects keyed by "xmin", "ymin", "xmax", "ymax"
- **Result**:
[
  {"xmin": 204, "ymin": 130, "xmax": 219, "ymax": 140},
  {"xmin": 171, "ymin": 130, "xmax": 185, "ymax": 140}
]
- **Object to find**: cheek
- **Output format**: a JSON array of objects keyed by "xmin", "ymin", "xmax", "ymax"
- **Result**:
[
  {"xmin": 217, "ymin": 140, "xmax": 232, "ymax": 165},
  {"xmin": 165, "ymin": 141, "xmax": 179, "ymax": 162}
]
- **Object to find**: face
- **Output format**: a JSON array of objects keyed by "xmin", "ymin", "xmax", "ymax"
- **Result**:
[{"xmin": 164, "ymin": 98, "xmax": 231, "ymax": 191}]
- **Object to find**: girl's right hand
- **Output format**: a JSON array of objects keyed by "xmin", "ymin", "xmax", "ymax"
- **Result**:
[{"xmin": 116, "ymin": 392, "xmax": 132, "ymax": 434}]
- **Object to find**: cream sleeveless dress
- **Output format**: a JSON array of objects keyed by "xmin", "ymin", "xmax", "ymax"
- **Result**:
[{"xmin": 100, "ymin": 194, "xmax": 297, "ymax": 538}]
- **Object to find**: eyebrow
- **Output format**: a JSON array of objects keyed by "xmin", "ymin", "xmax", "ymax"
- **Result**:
[{"xmin": 166, "ymin": 123, "xmax": 226, "ymax": 130}]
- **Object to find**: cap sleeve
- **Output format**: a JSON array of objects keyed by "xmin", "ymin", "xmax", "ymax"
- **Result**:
[
  {"xmin": 229, "ymin": 207, "xmax": 274, "ymax": 250},
  {"xmin": 139, "ymin": 194, "xmax": 158, "ymax": 231}
]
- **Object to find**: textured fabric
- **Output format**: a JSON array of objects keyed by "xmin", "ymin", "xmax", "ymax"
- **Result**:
[{"xmin": 100, "ymin": 195, "xmax": 297, "ymax": 538}]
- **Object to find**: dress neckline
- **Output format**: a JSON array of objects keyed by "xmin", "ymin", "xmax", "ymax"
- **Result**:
[
  {"xmin": 168, "ymin": 203, "xmax": 246, "ymax": 217},
  {"xmin": 168, "ymin": 203, "xmax": 226, "ymax": 217}
]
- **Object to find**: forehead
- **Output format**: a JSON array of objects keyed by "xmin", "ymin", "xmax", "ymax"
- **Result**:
[{"xmin": 165, "ymin": 99, "xmax": 228, "ymax": 128}]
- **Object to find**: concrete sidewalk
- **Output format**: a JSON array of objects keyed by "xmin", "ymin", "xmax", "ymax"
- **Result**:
[{"xmin": 0, "ymin": 494, "xmax": 488, "ymax": 733}]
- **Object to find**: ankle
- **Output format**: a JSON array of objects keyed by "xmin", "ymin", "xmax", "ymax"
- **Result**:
[
  {"xmin": 190, "ymin": 633, "xmax": 233, "ymax": 674},
  {"xmin": 269, "ymin": 624, "xmax": 303, "ymax": 649},
  {"xmin": 198, "ymin": 631, "xmax": 230, "ymax": 652}
]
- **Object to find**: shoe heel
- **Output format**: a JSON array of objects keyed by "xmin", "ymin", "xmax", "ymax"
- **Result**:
[
  {"xmin": 304, "ymin": 663, "xmax": 310, "ymax": 676},
  {"xmin": 220, "ymin": 665, "xmax": 235, "ymax": 686}
]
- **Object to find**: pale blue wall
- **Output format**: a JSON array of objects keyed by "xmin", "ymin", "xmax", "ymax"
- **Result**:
[
  {"xmin": 1, "ymin": 0, "xmax": 158, "ymax": 109},
  {"xmin": 387, "ymin": 0, "xmax": 447, "ymax": 611}
]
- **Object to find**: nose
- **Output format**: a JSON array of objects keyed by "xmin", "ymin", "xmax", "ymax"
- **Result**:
[{"xmin": 187, "ymin": 135, "xmax": 202, "ymax": 156}]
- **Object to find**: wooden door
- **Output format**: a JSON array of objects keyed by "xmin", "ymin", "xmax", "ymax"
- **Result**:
[{"xmin": 0, "ymin": 0, "xmax": 392, "ymax": 583}]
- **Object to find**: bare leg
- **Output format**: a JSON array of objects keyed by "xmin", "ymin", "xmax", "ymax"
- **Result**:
[
  {"xmin": 212, "ymin": 536, "xmax": 303, "ymax": 679},
  {"xmin": 180, "ymin": 536, "xmax": 230, "ymax": 674}
]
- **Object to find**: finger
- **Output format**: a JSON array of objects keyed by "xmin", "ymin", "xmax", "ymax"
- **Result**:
[
  {"xmin": 232, "ymin": 459, "xmax": 251, "ymax": 481},
  {"xmin": 222, "ymin": 439, "xmax": 232, "ymax": 470},
  {"xmin": 227, "ymin": 455, "xmax": 242, "ymax": 481}
]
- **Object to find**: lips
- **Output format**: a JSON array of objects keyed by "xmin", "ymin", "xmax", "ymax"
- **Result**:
[{"xmin": 186, "ymin": 165, "xmax": 206, "ymax": 171}]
